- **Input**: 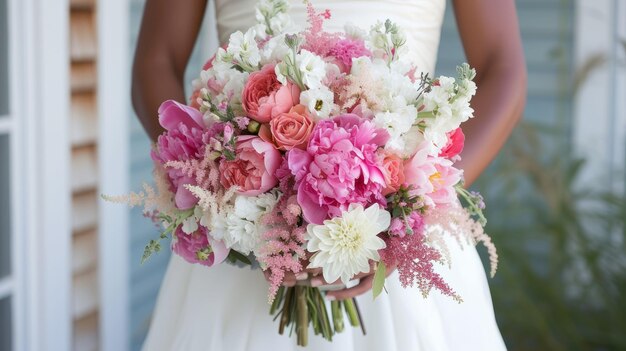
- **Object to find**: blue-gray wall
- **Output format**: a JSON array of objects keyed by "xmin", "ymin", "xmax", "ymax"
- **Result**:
[{"xmin": 127, "ymin": 0, "xmax": 574, "ymax": 349}]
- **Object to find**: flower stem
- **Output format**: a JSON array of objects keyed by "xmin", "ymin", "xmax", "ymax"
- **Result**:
[
  {"xmin": 295, "ymin": 286, "xmax": 309, "ymax": 346},
  {"xmin": 331, "ymin": 300, "xmax": 344, "ymax": 333}
]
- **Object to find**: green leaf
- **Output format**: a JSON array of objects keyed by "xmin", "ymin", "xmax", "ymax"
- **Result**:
[
  {"xmin": 227, "ymin": 250, "xmax": 252, "ymax": 265},
  {"xmin": 372, "ymin": 261, "xmax": 387, "ymax": 299}
]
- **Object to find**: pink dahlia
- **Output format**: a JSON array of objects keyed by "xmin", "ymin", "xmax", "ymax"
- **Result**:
[
  {"xmin": 172, "ymin": 226, "xmax": 229, "ymax": 267},
  {"xmin": 288, "ymin": 114, "xmax": 389, "ymax": 224},
  {"xmin": 152, "ymin": 100, "xmax": 210, "ymax": 209}
]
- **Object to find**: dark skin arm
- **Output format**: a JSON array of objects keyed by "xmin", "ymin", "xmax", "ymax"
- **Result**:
[
  {"xmin": 132, "ymin": 0, "xmax": 527, "ymax": 299},
  {"xmin": 453, "ymin": 0, "xmax": 527, "ymax": 187},
  {"xmin": 132, "ymin": 0, "xmax": 208, "ymax": 142}
]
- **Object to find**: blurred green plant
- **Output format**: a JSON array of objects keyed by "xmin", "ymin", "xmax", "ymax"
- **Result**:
[{"xmin": 473, "ymin": 123, "xmax": 626, "ymax": 351}]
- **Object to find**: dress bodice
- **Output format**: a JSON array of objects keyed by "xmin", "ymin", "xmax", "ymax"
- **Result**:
[{"xmin": 213, "ymin": 0, "xmax": 446, "ymax": 75}]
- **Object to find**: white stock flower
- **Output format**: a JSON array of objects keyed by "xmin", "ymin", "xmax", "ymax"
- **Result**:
[
  {"xmin": 344, "ymin": 23, "xmax": 367, "ymax": 40},
  {"xmin": 296, "ymin": 50, "xmax": 326, "ymax": 89},
  {"xmin": 307, "ymin": 204, "xmax": 390, "ymax": 285},
  {"xmin": 259, "ymin": 34, "xmax": 290, "ymax": 65},
  {"xmin": 209, "ymin": 192, "xmax": 280, "ymax": 255},
  {"xmin": 300, "ymin": 86, "xmax": 335, "ymax": 120},
  {"xmin": 226, "ymin": 29, "xmax": 261, "ymax": 69}
]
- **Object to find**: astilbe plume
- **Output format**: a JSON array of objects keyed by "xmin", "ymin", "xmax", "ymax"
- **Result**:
[
  {"xmin": 165, "ymin": 146, "xmax": 221, "ymax": 192},
  {"xmin": 300, "ymin": 1, "xmax": 340, "ymax": 57},
  {"xmin": 257, "ymin": 183, "xmax": 306, "ymax": 302},
  {"xmin": 102, "ymin": 162, "xmax": 175, "ymax": 218},
  {"xmin": 425, "ymin": 206, "xmax": 498, "ymax": 277},
  {"xmin": 380, "ymin": 213, "xmax": 462, "ymax": 302}
]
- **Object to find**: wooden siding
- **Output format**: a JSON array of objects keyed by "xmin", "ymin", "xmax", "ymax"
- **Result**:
[{"xmin": 70, "ymin": 0, "xmax": 100, "ymax": 348}]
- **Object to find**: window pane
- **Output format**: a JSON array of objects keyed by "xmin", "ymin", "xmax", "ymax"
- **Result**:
[
  {"xmin": 0, "ymin": 0, "xmax": 9, "ymax": 116},
  {"xmin": 0, "ymin": 296, "xmax": 11, "ymax": 351},
  {"xmin": 0, "ymin": 135, "xmax": 10, "ymax": 278}
]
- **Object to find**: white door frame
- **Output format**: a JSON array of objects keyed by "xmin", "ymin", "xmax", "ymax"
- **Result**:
[
  {"xmin": 97, "ymin": 0, "xmax": 130, "ymax": 349},
  {"xmin": 13, "ymin": 0, "xmax": 72, "ymax": 350},
  {"xmin": 573, "ymin": 0, "xmax": 626, "ymax": 193}
]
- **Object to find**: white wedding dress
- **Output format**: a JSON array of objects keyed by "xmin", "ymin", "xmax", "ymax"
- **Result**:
[{"xmin": 142, "ymin": 1, "xmax": 507, "ymax": 350}]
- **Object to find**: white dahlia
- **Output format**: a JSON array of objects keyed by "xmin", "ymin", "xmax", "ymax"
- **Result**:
[{"xmin": 307, "ymin": 204, "xmax": 390, "ymax": 285}]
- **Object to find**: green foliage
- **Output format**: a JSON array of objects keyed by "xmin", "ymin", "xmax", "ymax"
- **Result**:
[
  {"xmin": 473, "ymin": 123, "xmax": 626, "ymax": 351},
  {"xmin": 372, "ymin": 261, "xmax": 387, "ymax": 299}
]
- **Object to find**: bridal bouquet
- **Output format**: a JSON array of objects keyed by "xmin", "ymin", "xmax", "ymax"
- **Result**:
[{"xmin": 106, "ymin": 0, "xmax": 497, "ymax": 346}]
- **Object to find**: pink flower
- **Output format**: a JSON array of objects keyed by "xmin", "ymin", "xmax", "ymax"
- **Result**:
[
  {"xmin": 388, "ymin": 212, "xmax": 424, "ymax": 238},
  {"xmin": 152, "ymin": 100, "xmax": 209, "ymax": 209},
  {"xmin": 219, "ymin": 135, "xmax": 281, "ymax": 195},
  {"xmin": 328, "ymin": 37, "xmax": 371, "ymax": 73},
  {"xmin": 172, "ymin": 226, "xmax": 229, "ymax": 267},
  {"xmin": 242, "ymin": 64, "xmax": 300, "ymax": 123},
  {"xmin": 404, "ymin": 142, "xmax": 463, "ymax": 207},
  {"xmin": 439, "ymin": 128, "xmax": 465, "ymax": 160},
  {"xmin": 259, "ymin": 104, "xmax": 315, "ymax": 151},
  {"xmin": 428, "ymin": 159, "xmax": 463, "ymax": 206},
  {"xmin": 381, "ymin": 153, "xmax": 405, "ymax": 196},
  {"xmin": 288, "ymin": 114, "xmax": 389, "ymax": 224},
  {"xmin": 403, "ymin": 142, "xmax": 437, "ymax": 198}
]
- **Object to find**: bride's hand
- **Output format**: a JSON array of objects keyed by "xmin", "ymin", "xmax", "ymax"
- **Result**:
[
  {"xmin": 262, "ymin": 270, "xmax": 310, "ymax": 287},
  {"xmin": 307, "ymin": 261, "xmax": 398, "ymax": 300}
]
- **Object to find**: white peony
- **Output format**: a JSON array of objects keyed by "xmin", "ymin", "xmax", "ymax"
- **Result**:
[{"xmin": 307, "ymin": 204, "xmax": 390, "ymax": 285}]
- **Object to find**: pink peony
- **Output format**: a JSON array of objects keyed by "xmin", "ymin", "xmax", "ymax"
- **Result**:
[
  {"xmin": 172, "ymin": 226, "xmax": 229, "ymax": 267},
  {"xmin": 152, "ymin": 100, "xmax": 209, "ymax": 209},
  {"xmin": 439, "ymin": 128, "xmax": 465, "ymax": 160},
  {"xmin": 288, "ymin": 114, "xmax": 389, "ymax": 224},
  {"xmin": 259, "ymin": 104, "xmax": 315, "ymax": 151},
  {"xmin": 381, "ymin": 152, "xmax": 405, "ymax": 196},
  {"xmin": 428, "ymin": 159, "xmax": 463, "ymax": 206},
  {"xmin": 404, "ymin": 142, "xmax": 462, "ymax": 207},
  {"xmin": 328, "ymin": 37, "xmax": 371, "ymax": 73},
  {"xmin": 219, "ymin": 135, "xmax": 281, "ymax": 195},
  {"xmin": 403, "ymin": 142, "xmax": 437, "ymax": 198},
  {"xmin": 241, "ymin": 64, "xmax": 300, "ymax": 123}
]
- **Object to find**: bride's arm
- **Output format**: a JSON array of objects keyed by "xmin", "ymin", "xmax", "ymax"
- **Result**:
[
  {"xmin": 132, "ymin": 0, "xmax": 209, "ymax": 142},
  {"xmin": 323, "ymin": 0, "xmax": 527, "ymax": 301},
  {"xmin": 452, "ymin": 0, "xmax": 527, "ymax": 187}
]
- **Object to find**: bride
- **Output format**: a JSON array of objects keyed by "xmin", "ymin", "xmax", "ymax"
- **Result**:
[{"xmin": 132, "ymin": 0, "xmax": 527, "ymax": 350}]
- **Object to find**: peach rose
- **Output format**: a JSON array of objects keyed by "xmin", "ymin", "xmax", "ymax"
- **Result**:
[
  {"xmin": 381, "ymin": 153, "xmax": 405, "ymax": 196},
  {"xmin": 259, "ymin": 105, "xmax": 314, "ymax": 151},
  {"xmin": 219, "ymin": 135, "xmax": 281, "ymax": 196},
  {"xmin": 242, "ymin": 64, "xmax": 300, "ymax": 123}
]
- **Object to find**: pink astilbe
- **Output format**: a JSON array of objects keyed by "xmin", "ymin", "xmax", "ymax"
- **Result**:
[
  {"xmin": 380, "ymin": 230, "xmax": 462, "ymax": 302},
  {"xmin": 257, "ymin": 186, "xmax": 307, "ymax": 302},
  {"xmin": 300, "ymin": 1, "xmax": 340, "ymax": 58},
  {"xmin": 424, "ymin": 206, "xmax": 498, "ymax": 277}
]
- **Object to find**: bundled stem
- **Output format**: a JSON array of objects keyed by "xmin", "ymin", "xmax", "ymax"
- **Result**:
[{"xmin": 271, "ymin": 286, "xmax": 364, "ymax": 346}]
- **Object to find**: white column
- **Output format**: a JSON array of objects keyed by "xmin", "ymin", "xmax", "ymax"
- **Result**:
[
  {"xmin": 573, "ymin": 0, "xmax": 626, "ymax": 193},
  {"xmin": 17, "ymin": 0, "xmax": 72, "ymax": 349},
  {"xmin": 97, "ymin": 0, "xmax": 130, "ymax": 349}
]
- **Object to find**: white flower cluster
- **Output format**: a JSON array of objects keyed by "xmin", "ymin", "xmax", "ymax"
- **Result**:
[
  {"xmin": 196, "ymin": 66, "xmax": 249, "ymax": 116},
  {"xmin": 367, "ymin": 20, "xmax": 407, "ymax": 63},
  {"xmin": 254, "ymin": 0, "xmax": 294, "ymax": 37},
  {"xmin": 210, "ymin": 191, "xmax": 281, "ymax": 256},
  {"xmin": 217, "ymin": 28, "xmax": 262, "ymax": 72},
  {"xmin": 420, "ymin": 71, "xmax": 477, "ymax": 151},
  {"xmin": 350, "ymin": 57, "xmax": 422, "ymax": 156}
]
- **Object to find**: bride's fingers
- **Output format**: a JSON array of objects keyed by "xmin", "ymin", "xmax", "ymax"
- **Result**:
[
  {"xmin": 325, "ymin": 274, "xmax": 375, "ymax": 300},
  {"xmin": 263, "ymin": 270, "xmax": 309, "ymax": 287}
]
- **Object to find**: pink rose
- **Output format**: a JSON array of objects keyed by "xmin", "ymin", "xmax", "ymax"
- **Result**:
[
  {"xmin": 152, "ymin": 100, "xmax": 209, "ymax": 210},
  {"xmin": 172, "ymin": 226, "xmax": 229, "ymax": 267},
  {"xmin": 381, "ymin": 153, "xmax": 406, "ymax": 196},
  {"xmin": 242, "ymin": 64, "xmax": 300, "ymax": 123},
  {"xmin": 259, "ymin": 104, "xmax": 315, "ymax": 151},
  {"xmin": 288, "ymin": 114, "xmax": 389, "ymax": 224},
  {"xmin": 219, "ymin": 135, "xmax": 281, "ymax": 195},
  {"xmin": 439, "ymin": 128, "xmax": 465, "ymax": 160}
]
